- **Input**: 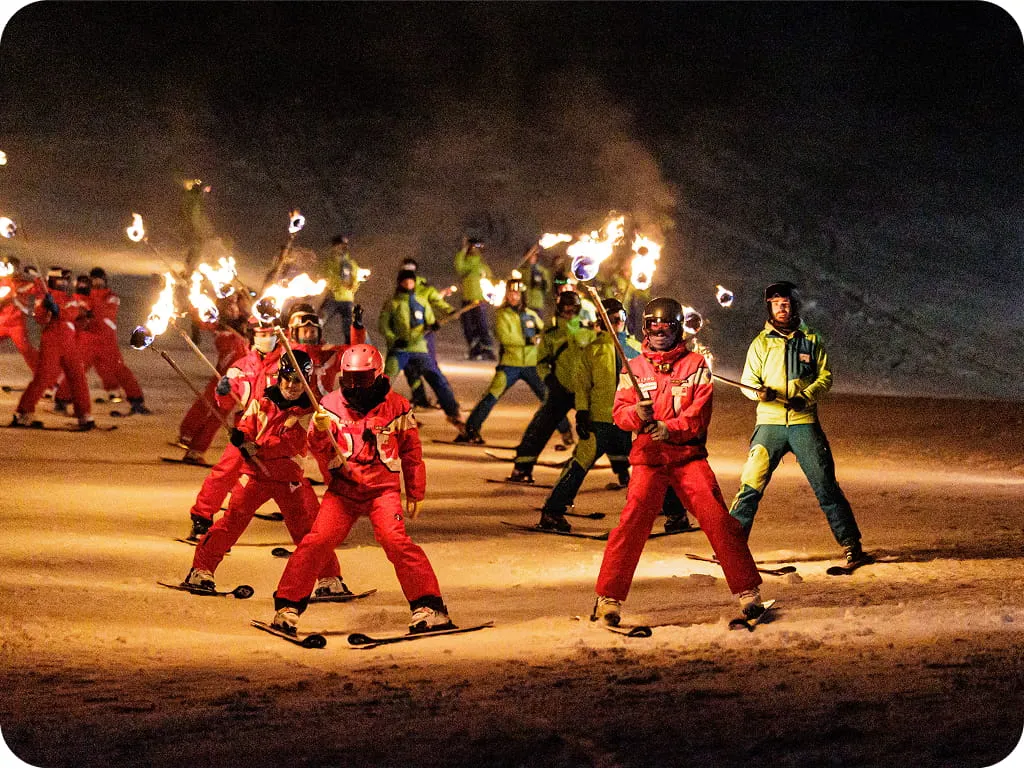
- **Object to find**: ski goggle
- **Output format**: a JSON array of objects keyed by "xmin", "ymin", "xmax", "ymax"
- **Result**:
[
  {"xmin": 341, "ymin": 369, "xmax": 377, "ymax": 390},
  {"xmin": 644, "ymin": 320, "xmax": 679, "ymax": 333}
]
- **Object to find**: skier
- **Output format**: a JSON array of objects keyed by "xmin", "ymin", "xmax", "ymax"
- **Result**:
[
  {"xmin": 286, "ymin": 301, "xmax": 366, "ymax": 397},
  {"xmin": 453, "ymin": 236, "xmax": 496, "ymax": 360},
  {"xmin": 268, "ymin": 343, "xmax": 454, "ymax": 637},
  {"xmin": 396, "ymin": 258, "xmax": 454, "ymax": 410},
  {"xmin": 0, "ymin": 257, "xmax": 40, "ymax": 375},
  {"xmin": 505, "ymin": 290, "xmax": 589, "ymax": 483},
  {"xmin": 54, "ymin": 268, "xmax": 149, "ymax": 415},
  {"xmin": 11, "ymin": 267, "xmax": 94, "ymax": 430},
  {"xmin": 729, "ymin": 281, "xmax": 871, "ymax": 569},
  {"xmin": 378, "ymin": 269, "xmax": 466, "ymax": 434},
  {"xmin": 319, "ymin": 235, "xmax": 362, "ymax": 345},
  {"xmin": 517, "ymin": 244, "xmax": 552, "ymax": 315},
  {"xmin": 183, "ymin": 313, "xmax": 282, "ymax": 541},
  {"xmin": 592, "ymin": 297, "xmax": 764, "ymax": 627},
  {"xmin": 182, "ymin": 349, "xmax": 350, "ymax": 599},
  {"xmin": 455, "ymin": 278, "xmax": 548, "ymax": 444}
]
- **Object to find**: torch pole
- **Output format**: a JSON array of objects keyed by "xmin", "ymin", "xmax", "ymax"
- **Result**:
[
  {"xmin": 711, "ymin": 373, "xmax": 790, "ymax": 406},
  {"xmin": 143, "ymin": 238, "xmax": 184, "ymax": 280},
  {"xmin": 151, "ymin": 347, "xmax": 234, "ymax": 434},
  {"xmin": 430, "ymin": 300, "xmax": 482, "ymax": 331},
  {"xmin": 172, "ymin": 322, "xmax": 244, "ymax": 407},
  {"xmin": 583, "ymin": 284, "xmax": 645, "ymax": 400}
]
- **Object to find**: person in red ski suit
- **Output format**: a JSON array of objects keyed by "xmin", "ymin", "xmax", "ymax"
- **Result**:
[
  {"xmin": 267, "ymin": 343, "xmax": 453, "ymax": 638},
  {"xmin": 592, "ymin": 297, "xmax": 765, "ymax": 627},
  {"xmin": 182, "ymin": 349, "xmax": 349, "ymax": 599},
  {"xmin": 175, "ymin": 294, "xmax": 254, "ymax": 462},
  {"xmin": 184, "ymin": 314, "xmax": 283, "ymax": 541},
  {"xmin": 11, "ymin": 268, "xmax": 94, "ymax": 429},
  {"xmin": 55, "ymin": 268, "xmax": 149, "ymax": 415},
  {"xmin": 286, "ymin": 301, "xmax": 367, "ymax": 398},
  {"xmin": 0, "ymin": 257, "xmax": 40, "ymax": 375}
]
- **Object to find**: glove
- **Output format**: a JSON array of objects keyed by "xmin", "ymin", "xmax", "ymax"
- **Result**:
[
  {"xmin": 756, "ymin": 387, "xmax": 778, "ymax": 402},
  {"xmin": 229, "ymin": 428, "xmax": 245, "ymax": 446},
  {"xmin": 42, "ymin": 293, "xmax": 60, "ymax": 317},
  {"xmin": 393, "ymin": 338, "xmax": 408, "ymax": 349},
  {"xmin": 215, "ymin": 376, "xmax": 232, "ymax": 396},
  {"xmin": 788, "ymin": 394, "xmax": 808, "ymax": 411},
  {"xmin": 405, "ymin": 497, "xmax": 422, "ymax": 519},
  {"xmin": 635, "ymin": 399, "xmax": 654, "ymax": 423},
  {"xmin": 575, "ymin": 410, "xmax": 592, "ymax": 441},
  {"xmin": 645, "ymin": 420, "xmax": 670, "ymax": 441},
  {"xmin": 429, "ymin": 322, "xmax": 441, "ymax": 332},
  {"xmin": 352, "ymin": 304, "xmax": 364, "ymax": 330},
  {"xmin": 312, "ymin": 409, "xmax": 332, "ymax": 431}
]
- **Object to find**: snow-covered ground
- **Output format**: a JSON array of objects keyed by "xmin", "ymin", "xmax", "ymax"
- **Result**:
[{"xmin": 0, "ymin": 341, "xmax": 1021, "ymax": 767}]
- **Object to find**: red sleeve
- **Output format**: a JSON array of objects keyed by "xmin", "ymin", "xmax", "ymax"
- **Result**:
[
  {"xmin": 662, "ymin": 364, "xmax": 714, "ymax": 442},
  {"xmin": 397, "ymin": 411, "xmax": 426, "ymax": 501},
  {"xmin": 257, "ymin": 414, "xmax": 308, "ymax": 459},
  {"xmin": 350, "ymin": 325, "xmax": 367, "ymax": 345},
  {"xmin": 612, "ymin": 363, "xmax": 644, "ymax": 432}
]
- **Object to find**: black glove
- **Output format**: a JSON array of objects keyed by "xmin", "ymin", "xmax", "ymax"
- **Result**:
[
  {"xmin": 788, "ymin": 395, "xmax": 808, "ymax": 411},
  {"xmin": 216, "ymin": 376, "xmax": 231, "ymax": 396},
  {"xmin": 429, "ymin": 321, "xmax": 441, "ymax": 332},
  {"xmin": 543, "ymin": 373, "xmax": 558, "ymax": 390},
  {"xmin": 393, "ymin": 338, "xmax": 408, "ymax": 349},
  {"xmin": 42, "ymin": 293, "xmax": 60, "ymax": 317},
  {"xmin": 576, "ymin": 410, "xmax": 592, "ymax": 440},
  {"xmin": 229, "ymin": 428, "xmax": 245, "ymax": 447},
  {"xmin": 352, "ymin": 304, "xmax": 364, "ymax": 330},
  {"xmin": 756, "ymin": 387, "xmax": 777, "ymax": 402}
]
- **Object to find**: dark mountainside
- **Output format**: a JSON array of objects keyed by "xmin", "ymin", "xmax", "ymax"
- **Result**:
[{"xmin": 1, "ymin": 3, "xmax": 1021, "ymax": 398}]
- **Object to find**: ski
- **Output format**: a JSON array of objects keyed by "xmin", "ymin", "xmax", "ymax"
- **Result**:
[
  {"xmin": 500, "ymin": 521, "xmax": 609, "ymax": 541},
  {"xmin": 255, "ymin": 511, "xmax": 284, "ymax": 522},
  {"xmin": 1, "ymin": 385, "xmax": 25, "ymax": 393},
  {"xmin": 601, "ymin": 623, "xmax": 653, "ymax": 638},
  {"xmin": 826, "ymin": 554, "xmax": 876, "ymax": 576},
  {"xmin": 347, "ymin": 621, "xmax": 494, "ymax": 650},
  {"xmin": 1, "ymin": 423, "xmax": 117, "ymax": 432},
  {"xmin": 485, "ymin": 478, "xmax": 554, "ymax": 490},
  {"xmin": 309, "ymin": 588, "xmax": 378, "ymax": 604},
  {"xmin": 431, "ymin": 439, "xmax": 517, "ymax": 449},
  {"xmin": 157, "ymin": 580, "xmax": 253, "ymax": 599},
  {"xmin": 728, "ymin": 599, "xmax": 778, "ymax": 631},
  {"xmin": 110, "ymin": 409, "xmax": 153, "ymax": 418},
  {"xmin": 533, "ymin": 507, "xmax": 606, "ymax": 521},
  {"xmin": 250, "ymin": 620, "xmax": 327, "ymax": 649},
  {"xmin": 160, "ymin": 456, "xmax": 214, "ymax": 468},
  {"xmin": 685, "ymin": 553, "xmax": 795, "ymax": 576}
]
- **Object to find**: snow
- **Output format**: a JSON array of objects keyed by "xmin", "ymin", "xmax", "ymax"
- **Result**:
[{"xmin": 0, "ymin": 340, "xmax": 1022, "ymax": 767}]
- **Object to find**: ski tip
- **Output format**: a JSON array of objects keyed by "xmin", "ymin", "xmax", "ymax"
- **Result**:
[
  {"xmin": 347, "ymin": 632, "xmax": 373, "ymax": 646},
  {"xmin": 626, "ymin": 625, "xmax": 653, "ymax": 638},
  {"xmin": 232, "ymin": 585, "xmax": 255, "ymax": 599},
  {"xmin": 302, "ymin": 634, "xmax": 327, "ymax": 649},
  {"xmin": 270, "ymin": 547, "xmax": 292, "ymax": 558}
]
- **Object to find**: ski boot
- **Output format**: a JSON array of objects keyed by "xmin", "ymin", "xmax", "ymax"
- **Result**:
[
  {"xmin": 736, "ymin": 588, "xmax": 766, "ymax": 621},
  {"xmin": 181, "ymin": 450, "xmax": 207, "ymax": 466},
  {"xmin": 9, "ymin": 412, "xmax": 43, "ymax": 429},
  {"xmin": 107, "ymin": 392, "xmax": 124, "ymax": 404},
  {"xmin": 75, "ymin": 419, "xmax": 97, "ymax": 432},
  {"xmin": 842, "ymin": 541, "xmax": 874, "ymax": 568},
  {"xmin": 506, "ymin": 468, "xmax": 534, "ymax": 484},
  {"xmin": 314, "ymin": 576, "xmax": 353, "ymax": 598},
  {"xmin": 127, "ymin": 398, "xmax": 152, "ymax": 415},
  {"xmin": 183, "ymin": 567, "xmax": 216, "ymax": 592},
  {"xmin": 271, "ymin": 607, "xmax": 299, "ymax": 637},
  {"xmin": 446, "ymin": 415, "xmax": 467, "ymax": 433},
  {"xmin": 453, "ymin": 429, "xmax": 484, "ymax": 445},
  {"xmin": 538, "ymin": 509, "xmax": 571, "ymax": 532},
  {"xmin": 187, "ymin": 514, "xmax": 212, "ymax": 542},
  {"xmin": 591, "ymin": 596, "xmax": 622, "ymax": 627},
  {"xmin": 53, "ymin": 398, "xmax": 70, "ymax": 415},
  {"xmin": 409, "ymin": 598, "xmax": 454, "ymax": 633},
  {"xmin": 664, "ymin": 514, "xmax": 696, "ymax": 534}
]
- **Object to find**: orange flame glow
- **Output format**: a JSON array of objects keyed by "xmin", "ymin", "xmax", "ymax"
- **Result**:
[
  {"xmin": 288, "ymin": 209, "xmax": 305, "ymax": 235},
  {"xmin": 539, "ymin": 233, "xmax": 573, "ymax": 249},
  {"xmin": 357, "ymin": 268, "xmax": 371, "ymax": 284},
  {"xmin": 568, "ymin": 214, "xmax": 626, "ymax": 281},
  {"xmin": 480, "ymin": 278, "xmax": 507, "ymax": 307},
  {"xmin": 0, "ymin": 217, "xmax": 17, "ymax": 239},
  {"xmin": 189, "ymin": 272, "xmax": 219, "ymax": 324},
  {"xmin": 145, "ymin": 273, "xmax": 177, "ymax": 337},
  {"xmin": 715, "ymin": 285, "xmax": 734, "ymax": 307},
  {"xmin": 198, "ymin": 257, "xmax": 237, "ymax": 298},
  {"xmin": 629, "ymin": 234, "xmax": 662, "ymax": 290},
  {"xmin": 253, "ymin": 273, "xmax": 326, "ymax": 323}
]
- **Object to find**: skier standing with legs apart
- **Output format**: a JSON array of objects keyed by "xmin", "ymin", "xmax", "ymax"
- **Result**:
[
  {"xmin": 592, "ymin": 297, "xmax": 764, "ymax": 627},
  {"xmin": 729, "ymin": 281, "xmax": 870, "ymax": 570},
  {"xmin": 396, "ymin": 258, "xmax": 453, "ymax": 410},
  {"xmin": 269, "ymin": 344, "xmax": 453, "ymax": 637},
  {"xmin": 182, "ymin": 350, "xmax": 349, "ymax": 599}
]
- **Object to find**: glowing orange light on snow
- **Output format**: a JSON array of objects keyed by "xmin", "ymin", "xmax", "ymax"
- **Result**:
[
  {"xmin": 189, "ymin": 272, "xmax": 219, "ymax": 324},
  {"xmin": 568, "ymin": 214, "xmax": 625, "ymax": 282},
  {"xmin": 198, "ymin": 256, "xmax": 237, "ymax": 299},
  {"xmin": 480, "ymin": 277, "xmax": 507, "ymax": 307},
  {"xmin": 288, "ymin": 209, "xmax": 305, "ymax": 235},
  {"xmin": 716, "ymin": 285, "xmax": 734, "ymax": 308},
  {"xmin": 126, "ymin": 213, "xmax": 145, "ymax": 243},
  {"xmin": 0, "ymin": 217, "xmax": 17, "ymax": 239},
  {"xmin": 538, "ymin": 233, "xmax": 573, "ymax": 249},
  {"xmin": 253, "ymin": 273, "xmax": 326, "ymax": 324},
  {"xmin": 629, "ymin": 234, "xmax": 662, "ymax": 290}
]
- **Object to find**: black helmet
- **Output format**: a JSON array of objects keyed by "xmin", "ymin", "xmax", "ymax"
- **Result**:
[
  {"xmin": 599, "ymin": 297, "xmax": 626, "ymax": 329},
  {"xmin": 396, "ymin": 268, "xmax": 417, "ymax": 286},
  {"xmin": 278, "ymin": 349, "xmax": 314, "ymax": 385},
  {"xmin": 556, "ymin": 290, "xmax": 582, "ymax": 313},
  {"xmin": 89, "ymin": 267, "xmax": 108, "ymax": 282},
  {"xmin": 642, "ymin": 297, "xmax": 684, "ymax": 328}
]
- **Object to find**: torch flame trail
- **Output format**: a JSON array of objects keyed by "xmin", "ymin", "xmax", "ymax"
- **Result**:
[
  {"xmin": 539, "ymin": 233, "xmax": 573, "ymax": 249},
  {"xmin": 126, "ymin": 213, "xmax": 145, "ymax": 243},
  {"xmin": 480, "ymin": 277, "xmax": 507, "ymax": 307},
  {"xmin": 189, "ymin": 272, "xmax": 219, "ymax": 324},
  {"xmin": 716, "ymin": 285, "xmax": 735, "ymax": 308},
  {"xmin": 145, "ymin": 273, "xmax": 178, "ymax": 338},
  {"xmin": 568, "ymin": 214, "xmax": 626, "ymax": 282},
  {"xmin": 198, "ymin": 256, "xmax": 238, "ymax": 298},
  {"xmin": 629, "ymin": 234, "xmax": 662, "ymax": 290}
]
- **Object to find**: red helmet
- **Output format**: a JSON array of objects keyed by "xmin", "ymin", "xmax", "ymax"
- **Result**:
[{"xmin": 340, "ymin": 344, "xmax": 384, "ymax": 389}]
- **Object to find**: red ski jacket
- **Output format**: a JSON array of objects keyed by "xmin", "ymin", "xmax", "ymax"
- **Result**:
[
  {"xmin": 215, "ymin": 346, "xmax": 282, "ymax": 414},
  {"xmin": 234, "ymin": 390, "xmax": 313, "ymax": 481},
  {"xmin": 294, "ymin": 325, "xmax": 365, "ymax": 398},
  {"xmin": 34, "ymin": 292, "xmax": 87, "ymax": 336},
  {"xmin": 308, "ymin": 383, "xmax": 425, "ymax": 503},
  {"xmin": 612, "ymin": 341, "xmax": 715, "ymax": 466},
  {"xmin": 0, "ymin": 276, "xmax": 39, "ymax": 325}
]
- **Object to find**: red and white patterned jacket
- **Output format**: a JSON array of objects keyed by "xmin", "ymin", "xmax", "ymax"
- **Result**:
[{"xmin": 234, "ymin": 390, "xmax": 313, "ymax": 482}]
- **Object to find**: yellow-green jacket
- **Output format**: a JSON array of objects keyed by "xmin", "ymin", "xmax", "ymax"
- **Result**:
[
  {"xmin": 495, "ymin": 305, "xmax": 544, "ymax": 367},
  {"xmin": 378, "ymin": 287, "xmax": 439, "ymax": 354},
  {"xmin": 324, "ymin": 245, "xmax": 361, "ymax": 302},
  {"xmin": 537, "ymin": 318, "xmax": 594, "ymax": 391},
  {"xmin": 575, "ymin": 330, "xmax": 641, "ymax": 423},
  {"xmin": 416, "ymin": 275, "xmax": 454, "ymax": 320},
  {"xmin": 521, "ymin": 263, "xmax": 552, "ymax": 312},
  {"xmin": 740, "ymin": 321, "xmax": 833, "ymax": 425},
  {"xmin": 454, "ymin": 247, "xmax": 492, "ymax": 302}
]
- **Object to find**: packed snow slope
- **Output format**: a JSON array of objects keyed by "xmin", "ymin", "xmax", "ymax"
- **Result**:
[{"xmin": 0, "ymin": 341, "xmax": 1021, "ymax": 767}]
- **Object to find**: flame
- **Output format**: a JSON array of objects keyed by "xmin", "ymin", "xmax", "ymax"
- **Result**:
[
  {"xmin": 480, "ymin": 278, "xmax": 507, "ymax": 307},
  {"xmin": 568, "ymin": 214, "xmax": 626, "ymax": 281},
  {"xmin": 198, "ymin": 256, "xmax": 237, "ymax": 298},
  {"xmin": 682, "ymin": 306, "xmax": 703, "ymax": 336},
  {"xmin": 0, "ymin": 286, "xmax": 9, "ymax": 299},
  {"xmin": 0, "ymin": 151, "xmax": 7, "ymax": 166},
  {"xmin": 539, "ymin": 233, "xmax": 573, "ymax": 249},
  {"xmin": 0, "ymin": 217, "xmax": 17, "ymax": 239},
  {"xmin": 253, "ymin": 273, "xmax": 326, "ymax": 324},
  {"xmin": 288, "ymin": 209, "xmax": 305, "ymax": 235},
  {"xmin": 0, "ymin": 261, "xmax": 13, "ymax": 277},
  {"xmin": 510, "ymin": 269, "xmax": 522, "ymax": 280},
  {"xmin": 189, "ymin": 272, "xmax": 219, "ymax": 324},
  {"xmin": 716, "ymin": 285, "xmax": 734, "ymax": 308},
  {"xmin": 691, "ymin": 338, "xmax": 714, "ymax": 370},
  {"xmin": 357, "ymin": 268, "xmax": 372, "ymax": 283},
  {"xmin": 144, "ymin": 273, "xmax": 177, "ymax": 338},
  {"xmin": 629, "ymin": 234, "xmax": 662, "ymax": 290},
  {"xmin": 126, "ymin": 213, "xmax": 145, "ymax": 243}
]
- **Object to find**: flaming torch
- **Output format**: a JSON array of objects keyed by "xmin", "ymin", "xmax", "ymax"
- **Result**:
[
  {"xmin": 538, "ymin": 233, "xmax": 573, "ymax": 249},
  {"xmin": 198, "ymin": 256, "xmax": 238, "ymax": 298},
  {"xmin": 261, "ymin": 208, "xmax": 306, "ymax": 292},
  {"xmin": 189, "ymin": 272, "xmax": 219, "ymax": 324},
  {"xmin": 356, "ymin": 267, "xmax": 372, "ymax": 284},
  {"xmin": 0, "ymin": 151, "xmax": 7, "ymax": 166},
  {"xmin": 716, "ymin": 285, "xmax": 735, "ymax": 308},
  {"xmin": 0, "ymin": 260, "xmax": 13, "ymax": 299},
  {"xmin": 567, "ymin": 214, "xmax": 625, "ymax": 283},
  {"xmin": 0, "ymin": 217, "xmax": 18, "ymax": 239},
  {"xmin": 629, "ymin": 234, "xmax": 661, "ymax": 291},
  {"xmin": 125, "ymin": 212, "xmax": 182, "ymax": 276},
  {"xmin": 480, "ymin": 277, "xmax": 507, "ymax": 307}
]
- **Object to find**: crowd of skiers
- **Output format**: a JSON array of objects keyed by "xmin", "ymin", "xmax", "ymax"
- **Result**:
[{"xmin": 0, "ymin": 234, "xmax": 870, "ymax": 637}]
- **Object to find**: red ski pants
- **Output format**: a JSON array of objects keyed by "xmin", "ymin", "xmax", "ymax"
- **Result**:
[
  {"xmin": 189, "ymin": 444, "xmax": 244, "ymax": 522},
  {"xmin": 0, "ymin": 318, "xmax": 38, "ymax": 371},
  {"xmin": 178, "ymin": 376, "xmax": 230, "ymax": 453},
  {"xmin": 57, "ymin": 331, "xmax": 142, "ymax": 401},
  {"xmin": 17, "ymin": 327, "xmax": 91, "ymax": 420},
  {"xmin": 192, "ymin": 474, "xmax": 341, "ymax": 580},
  {"xmin": 276, "ymin": 489, "xmax": 441, "ymax": 609},
  {"xmin": 596, "ymin": 459, "xmax": 762, "ymax": 599}
]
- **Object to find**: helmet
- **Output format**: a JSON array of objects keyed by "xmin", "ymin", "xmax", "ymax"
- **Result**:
[
  {"xmin": 288, "ymin": 305, "xmax": 322, "ymax": 344},
  {"xmin": 89, "ymin": 267, "xmax": 108, "ymax": 282},
  {"xmin": 401, "ymin": 258, "xmax": 418, "ymax": 271},
  {"xmin": 600, "ymin": 297, "xmax": 626, "ymax": 329},
  {"xmin": 556, "ymin": 290, "xmax": 582, "ymax": 314},
  {"xmin": 764, "ymin": 281, "xmax": 801, "ymax": 314},
  {"xmin": 505, "ymin": 278, "xmax": 525, "ymax": 298},
  {"xmin": 277, "ymin": 349, "xmax": 313, "ymax": 386},
  {"xmin": 642, "ymin": 297, "xmax": 684, "ymax": 329},
  {"xmin": 396, "ymin": 269, "xmax": 417, "ymax": 286},
  {"xmin": 340, "ymin": 344, "xmax": 384, "ymax": 390},
  {"xmin": 74, "ymin": 275, "xmax": 91, "ymax": 295},
  {"xmin": 248, "ymin": 316, "xmax": 278, "ymax": 353}
]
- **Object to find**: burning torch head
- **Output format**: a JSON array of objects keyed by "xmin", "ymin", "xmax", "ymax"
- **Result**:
[
  {"xmin": 598, "ymin": 297, "xmax": 627, "ymax": 331},
  {"xmin": 130, "ymin": 325, "xmax": 154, "ymax": 350},
  {"xmin": 288, "ymin": 303, "xmax": 323, "ymax": 345},
  {"xmin": 555, "ymin": 290, "xmax": 582, "ymax": 319},
  {"xmin": 642, "ymin": 297, "xmax": 686, "ymax": 351},
  {"xmin": 253, "ymin": 297, "xmax": 281, "ymax": 327}
]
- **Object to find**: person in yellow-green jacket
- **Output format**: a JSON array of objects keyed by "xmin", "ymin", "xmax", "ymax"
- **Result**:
[
  {"xmin": 729, "ymin": 281, "xmax": 871, "ymax": 570},
  {"xmin": 517, "ymin": 244, "xmax": 553, "ymax": 315},
  {"xmin": 378, "ymin": 270, "xmax": 465, "ymax": 433},
  {"xmin": 456, "ymin": 278, "xmax": 547, "ymax": 444},
  {"xmin": 399, "ymin": 258, "xmax": 454, "ymax": 410},
  {"xmin": 320, "ymin": 235, "xmax": 362, "ymax": 345},
  {"xmin": 454, "ymin": 236, "xmax": 496, "ymax": 361}
]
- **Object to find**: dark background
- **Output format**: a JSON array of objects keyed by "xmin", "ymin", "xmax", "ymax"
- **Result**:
[{"xmin": 1, "ymin": 2, "xmax": 1021, "ymax": 397}]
